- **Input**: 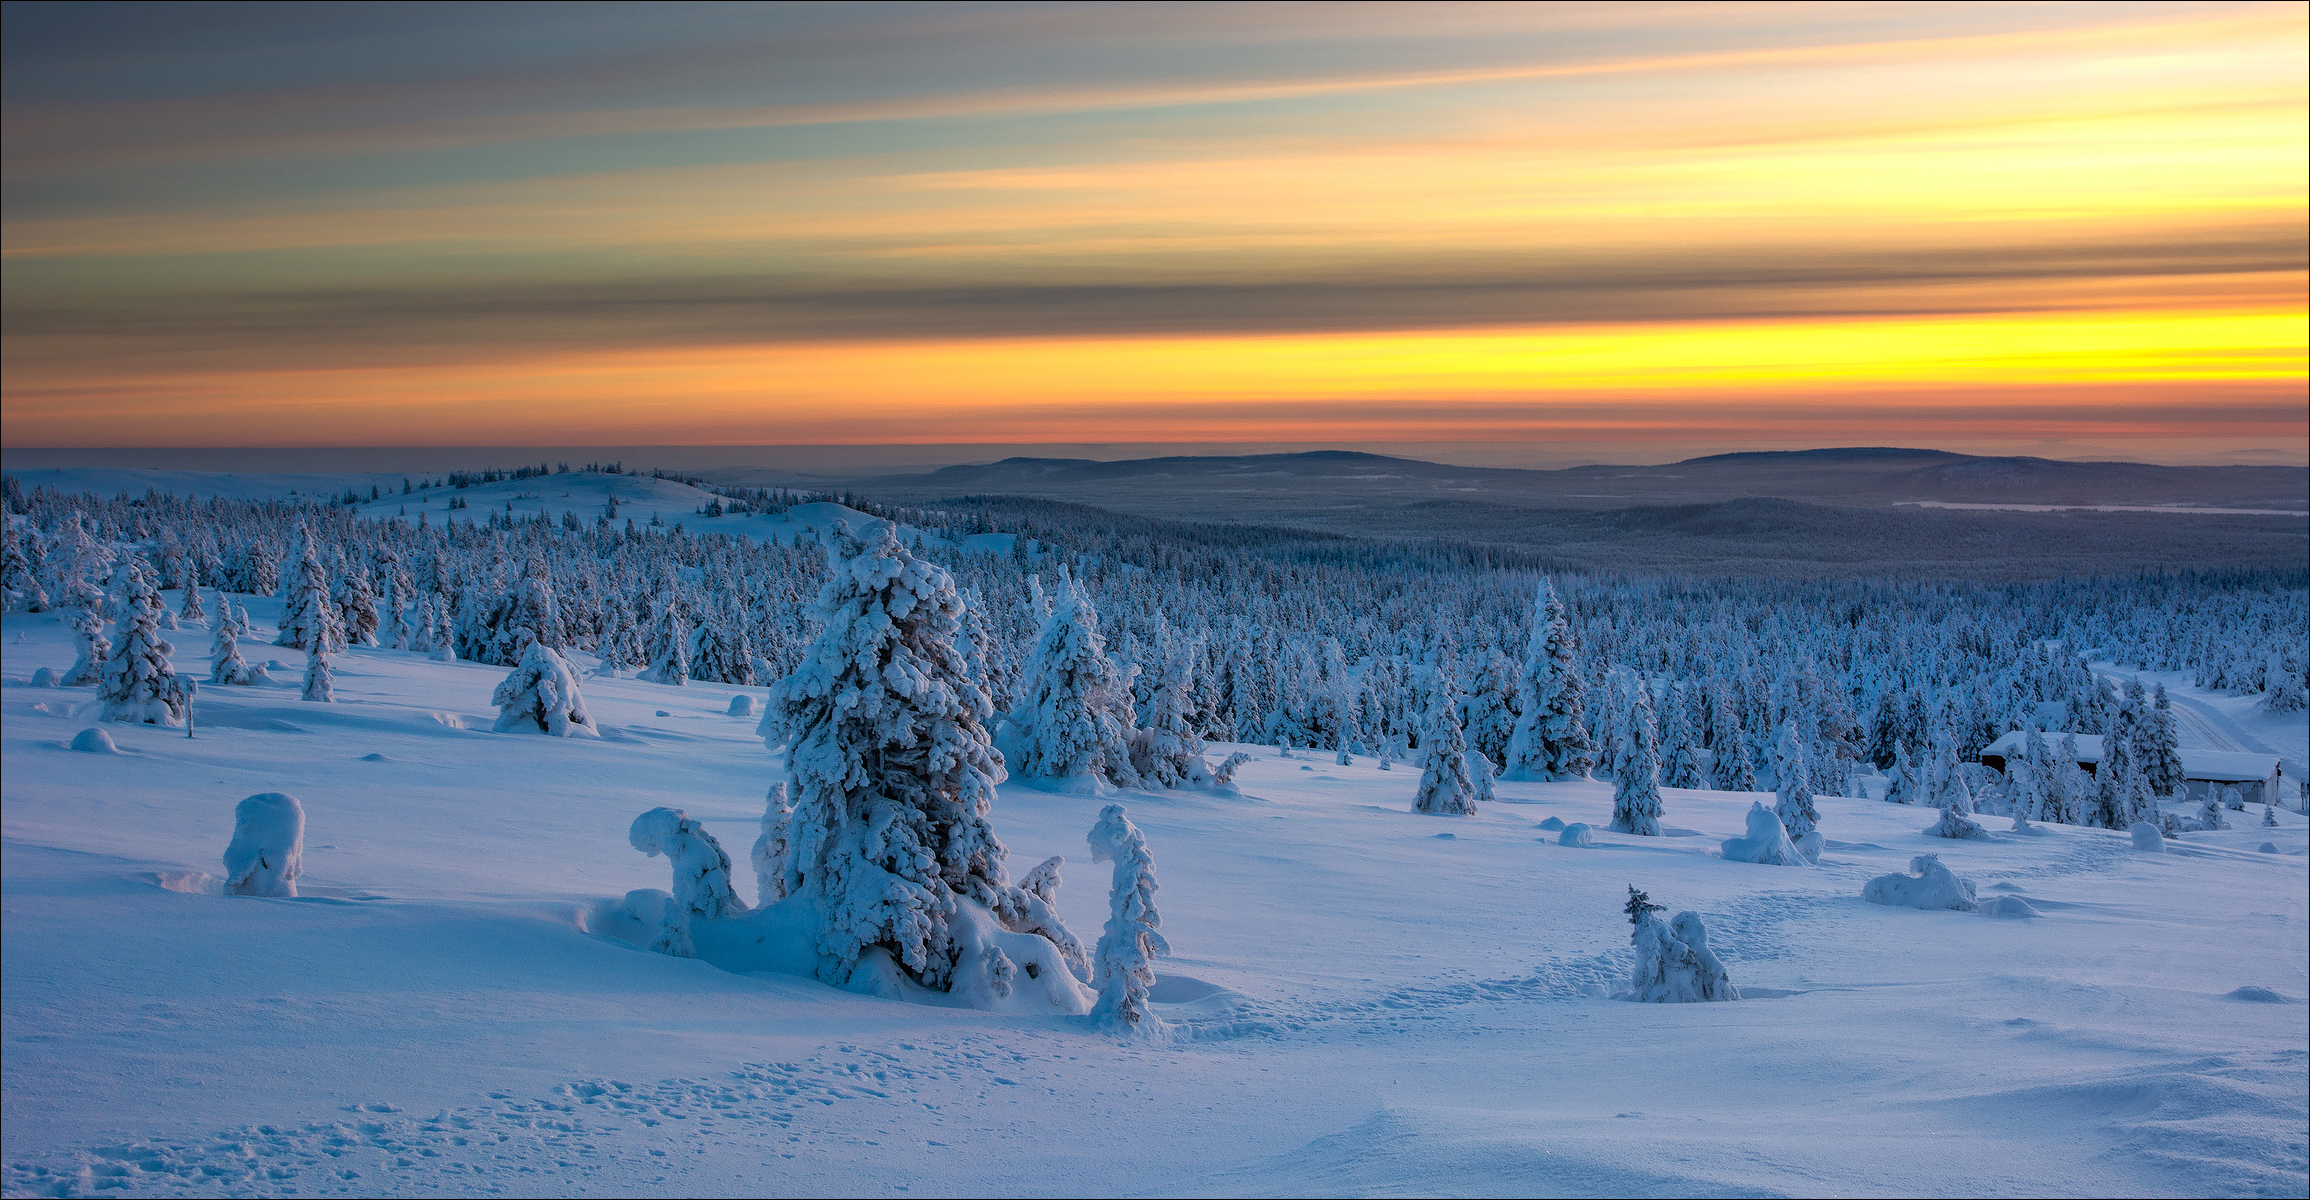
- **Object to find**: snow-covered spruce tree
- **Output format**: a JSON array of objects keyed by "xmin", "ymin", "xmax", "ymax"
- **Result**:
[
  {"xmin": 1130, "ymin": 648, "xmax": 1209, "ymax": 788},
  {"xmin": 1660, "ymin": 683, "xmax": 1709, "ymax": 790},
  {"xmin": 1606, "ymin": 667, "xmax": 1664, "ymax": 836},
  {"xmin": 646, "ymin": 605, "xmax": 690, "ymax": 685},
  {"xmin": 1770, "ymin": 720, "xmax": 1821, "ymax": 840},
  {"xmin": 491, "ymin": 641, "xmax": 596, "ymax": 736},
  {"xmin": 301, "ymin": 650, "xmax": 335, "ymax": 703},
  {"xmin": 0, "ymin": 524, "xmax": 45, "ymax": 612},
  {"xmin": 1087, "ymin": 804, "xmax": 1169, "ymax": 1033},
  {"xmin": 178, "ymin": 581, "xmax": 206, "ymax": 624},
  {"xmin": 2115, "ymin": 762, "xmax": 2159, "ymax": 831},
  {"xmin": 1926, "ymin": 740, "xmax": 1988, "ymax": 839},
  {"xmin": 766, "ymin": 521, "xmax": 1077, "ymax": 996},
  {"xmin": 274, "ymin": 530, "xmax": 330, "ymax": 650},
  {"xmin": 98, "ymin": 563, "xmax": 191, "ymax": 727},
  {"xmin": 335, "ymin": 568, "xmax": 380, "ymax": 648},
  {"xmin": 752, "ymin": 782, "xmax": 792, "ymax": 907},
  {"xmin": 210, "ymin": 619, "xmax": 251, "ymax": 685},
  {"xmin": 2136, "ymin": 690, "xmax": 2185, "ymax": 801},
  {"xmin": 1885, "ymin": 739, "xmax": 1921, "ymax": 805},
  {"xmin": 223, "ymin": 793, "xmax": 304, "ymax": 898},
  {"xmin": 1413, "ymin": 645, "xmax": 1480, "ymax": 816},
  {"xmin": 959, "ymin": 587, "xmax": 1014, "ymax": 713},
  {"xmin": 1008, "ymin": 570, "xmax": 1140, "ymax": 791},
  {"xmin": 1502, "ymin": 578, "xmax": 1594, "ymax": 781},
  {"xmin": 1467, "ymin": 748, "xmax": 1498, "ymax": 803},
  {"xmin": 62, "ymin": 607, "xmax": 111, "ymax": 687},
  {"xmin": 2200, "ymin": 789, "xmax": 2230, "ymax": 830},
  {"xmin": 688, "ymin": 618, "xmax": 755, "ymax": 685},
  {"xmin": 2266, "ymin": 651, "xmax": 2309, "ymax": 714},
  {"xmin": 629, "ymin": 806, "xmax": 748, "ymax": 920},
  {"xmin": 1625, "ymin": 886, "xmax": 1736, "ymax": 1003}
]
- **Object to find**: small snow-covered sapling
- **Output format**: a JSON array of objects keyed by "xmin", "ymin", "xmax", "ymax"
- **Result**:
[
  {"xmin": 223, "ymin": 793, "xmax": 304, "ymax": 898},
  {"xmin": 1088, "ymin": 804, "xmax": 1168, "ymax": 1032},
  {"xmin": 630, "ymin": 807, "xmax": 747, "ymax": 920}
]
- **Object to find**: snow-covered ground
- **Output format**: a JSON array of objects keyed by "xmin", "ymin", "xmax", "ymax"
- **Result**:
[{"xmin": 4, "ymin": 599, "xmax": 2305, "ymax": 1199}]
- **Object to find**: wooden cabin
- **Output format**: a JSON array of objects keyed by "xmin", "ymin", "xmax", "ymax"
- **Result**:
[{"xmin": 1980, "ymin": 730, "xmax": 2280, "ymax": 806}]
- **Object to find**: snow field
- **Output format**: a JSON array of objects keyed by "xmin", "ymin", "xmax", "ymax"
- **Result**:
[{"xmin": 3, "ymin": 598, "xmax": 2307, "ymax": 1198}]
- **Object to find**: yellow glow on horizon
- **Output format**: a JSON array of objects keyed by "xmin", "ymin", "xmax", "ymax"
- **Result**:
[{"xmin": 5, "ymin": 306, "xmax": 2298, "ymax": 446}]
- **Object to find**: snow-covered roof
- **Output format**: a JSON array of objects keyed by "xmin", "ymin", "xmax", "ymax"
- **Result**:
[
  {"xmin": 1980, "ymin": 730, "xmax": 2277, "ymax": 781},
  {"xmin": 2179, "ymin": 750, "xmax": 2284, "ymax": 783},
  {"xmin": 1982, "ymin": 731, "xmax": 2103, "ymax": 762}
]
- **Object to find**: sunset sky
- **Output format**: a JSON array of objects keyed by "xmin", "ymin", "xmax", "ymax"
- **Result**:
[{"xmin": 3, "ymin": 1, "xmax": 2304, "ymax": 463}]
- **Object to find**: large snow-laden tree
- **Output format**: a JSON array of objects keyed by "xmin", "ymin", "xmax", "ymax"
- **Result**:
[
  {"xmin": 1606, "ymin": 667, "xmax": 1665, "ymax": 836},
  {"xmin": 1006, "ymin": 568, "xmax": 1140, "ymax": 791},
  {"xmin": 1087, "ymin": 804, "xmax": 1169, "ymax": 1033},
  {"xmin": 491, "ymin": 641, "xmax": 597, "ymax": 736},
  {"xmin": 98, "ymin": 560, "xmax": 193, "ymax": 727},
  {"xmin": 764, "ymin": 520, "xmax": 1077, "ymax": 996},
  {"xmin": 1502, "ymin": 578, "xmax": 1594, "ymax": 781},
  {"xmin": 1413, "ymin": 645, "xmax": 1480, "ymax": 816}
]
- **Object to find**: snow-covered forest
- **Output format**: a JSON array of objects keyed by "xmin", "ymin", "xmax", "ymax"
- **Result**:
[
  {"xmin": 6, "ymin": 470, "xmax": 2302, "ymax": 798},
  {"xmin": 3, "ymin": 467, "xmax": 2305, "ymax": 1198}
]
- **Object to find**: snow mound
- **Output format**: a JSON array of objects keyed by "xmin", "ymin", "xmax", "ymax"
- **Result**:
[
  {"xmin": 222, "ymin": 793, "xmax": 304, "ymax": 898},
  {"xmin": 2129, "ymin": 821, "xmax": 2165, "ymax": 853},
  {"xmin": 31, "ymin": 667, "xmax": 60, "ymax": 687},
  {"xmin": 1720, "ymin": 801, "xmax": 1805, "ymax": 866},
  {"xmin": 1862, "ymin": 854, "xmax": 1978, "ymax": 912},
  {"xmin": 1795, "ymin": 831, "xmax": 1823, "ymax": 863},
  {"xmin": 1535, "ymin": 817, "xmax": 1566, "ymax": 832},
  {"xmin": 1558, "ymin": 822, "xmax": 1594, "ymax": 847},
  {"xmin": 2256, "ymin": 842, "xmax": 2278, "ymax": 854},
  {"xmin": 726, "ymin": 694, "xmax": 753, "ymax": 717},
  {"xmin": 68, "ymin": 727, "xmax": 117, "ymax": 754},
  {"xmin": 2224, "ymin": 986, "xmax": 2298, "ymax": 1004},
  {"xmin": 359, "ymin": 752, "xmax": 388, "ymax": 761},
  {"xmin": 1981, "ymin": 895, "xmax": 2042, "ymax": 918}
]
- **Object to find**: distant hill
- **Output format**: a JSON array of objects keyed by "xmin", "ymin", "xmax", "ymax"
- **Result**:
[
  {"xmin": 686, "ymin": 446, "xmax": 2306, "ymax": 577},
  {"xmin": 716, "ymin": 447, "xmax": 2306, "ymax": 515}
]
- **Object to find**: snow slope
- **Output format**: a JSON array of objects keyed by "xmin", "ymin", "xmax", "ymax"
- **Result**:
[
  {"xmin": 7, "ymin": 469, "xmax": 926, "ymax": 552},
  {"xmin": 3, "ymin": 600, "xmax": 2305, "ymax": 1198}
]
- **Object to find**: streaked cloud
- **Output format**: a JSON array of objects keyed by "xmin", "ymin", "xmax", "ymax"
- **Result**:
[{"xmin": 1, "ymin": 1, "xmax": 2301, "ymax": 459}]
